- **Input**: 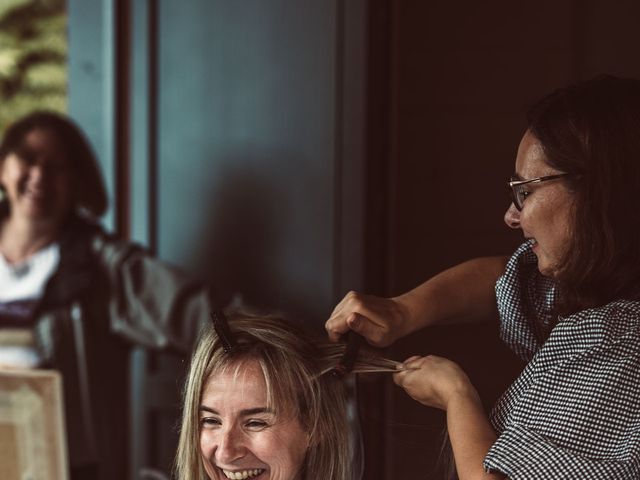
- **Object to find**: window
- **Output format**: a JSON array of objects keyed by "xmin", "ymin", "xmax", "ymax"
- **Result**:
[{"xmin": 0, "ymin": 0, "xmax": 67, "ymax": 132}]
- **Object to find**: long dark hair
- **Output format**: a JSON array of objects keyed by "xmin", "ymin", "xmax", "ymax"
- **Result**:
[
  {"xmin": 527, "ymin": 75, "xmax": 640, "ymax": 315},
  {"xmin": 0, "ymin": 110, "xmax": 108, "ymax": 217}
]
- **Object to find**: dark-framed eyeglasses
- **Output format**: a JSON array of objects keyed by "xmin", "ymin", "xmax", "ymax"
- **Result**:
[{"xmin": 508, "ymin": 173, "xmax": 570, "ymax": 211}]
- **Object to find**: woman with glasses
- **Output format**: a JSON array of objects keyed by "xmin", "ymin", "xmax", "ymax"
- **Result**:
[{"xmin": 326, "ymin": 75, "xmax": 640, "ymax": 478}]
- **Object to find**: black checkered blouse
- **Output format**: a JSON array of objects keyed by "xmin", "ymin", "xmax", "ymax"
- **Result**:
[{"xmin": 483, "ymin": 241, "xmax": 640, "ymax": 478}]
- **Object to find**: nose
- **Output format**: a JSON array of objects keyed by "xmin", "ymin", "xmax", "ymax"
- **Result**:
[
  {"xmin": 27, "ymin": 160, "xmax": 47, "ymax": 181},
  {"xmin": 29, "ymin": 164, "xmax": 43, "ymax": 177},
  {"xmin": 504, "ymin": 203, "xmax": 521, "ymax": 229},
  {"xmin": 215, "ymin": 426, "xmax": 247, "ymax": 465}
]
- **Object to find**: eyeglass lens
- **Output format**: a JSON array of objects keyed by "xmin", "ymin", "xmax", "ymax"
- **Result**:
[{"xmin": 511, "ymin": 183, "xmax": 525, "ymax": 210}]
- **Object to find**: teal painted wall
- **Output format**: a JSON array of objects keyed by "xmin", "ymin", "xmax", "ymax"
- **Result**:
[
  {"xmin": 68, "ymin": 0, "xmax": 367, "ymax": 325},
  {"xmin": 157, "ymin": 1, "xmax": 338, "ymax": 319}
]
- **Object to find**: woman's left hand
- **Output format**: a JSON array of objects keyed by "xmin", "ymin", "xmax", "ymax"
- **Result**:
[{"xmin": 393, "ymin": 355, "xmax": 477, "ymax": 411}]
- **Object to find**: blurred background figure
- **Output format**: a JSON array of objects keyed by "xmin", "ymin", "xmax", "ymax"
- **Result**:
[{"xmin": 0, "ymin": 111, "xmax": 212, "ymax": 480}]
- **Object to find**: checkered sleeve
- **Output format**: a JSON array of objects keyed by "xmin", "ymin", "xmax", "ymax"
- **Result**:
[
  {"xmin": 495, "ymin": 240, "xmax": 558, "ymax": 362},
  {"xmin": 486, "ymin": 424, "xmax": 640, "ymax": 478},
  {"xmin": 485, "ymin": 301, "xmax": 640, "ymax": 478}
]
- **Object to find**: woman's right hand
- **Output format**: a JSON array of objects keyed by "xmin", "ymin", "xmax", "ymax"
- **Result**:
[
  {"xmin": 326, "ymin": 257, "xmax": 507, "ymax": 347},
  {"xmin": 325, "ymin": 291, "xmax": 410, "ymax": 347}
]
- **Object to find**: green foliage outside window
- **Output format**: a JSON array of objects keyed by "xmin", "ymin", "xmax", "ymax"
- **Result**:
[{"xmin": 0, "ymin": 0, "xmax": 67, "ymax": 133}]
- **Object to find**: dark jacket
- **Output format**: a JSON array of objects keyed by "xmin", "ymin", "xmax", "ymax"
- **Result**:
[{"xmin": 32, "ymin": 217, "xmax": 210, "ymax": 479}]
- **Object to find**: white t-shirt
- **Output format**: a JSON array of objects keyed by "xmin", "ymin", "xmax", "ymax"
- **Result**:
[
  {"xmin": 0, "ymin": 242, "xmax": 60, "ymax": 302},
  {"xmin": 0, "ymin": 243, "xmax": 60, "ymax": 368}
]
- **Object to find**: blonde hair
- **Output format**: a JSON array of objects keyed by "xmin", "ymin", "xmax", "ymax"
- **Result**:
[{"xmin": 175, "ymin": 312, "xmax": 371, "ymax": 480}]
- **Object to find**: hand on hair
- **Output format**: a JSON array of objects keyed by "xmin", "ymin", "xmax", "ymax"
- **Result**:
[
  {"xmin": 325, "ymin": 291, "xmax": 409, "ymax": 347},
  {"xmin": 393, "ymin": 355, "xmax": 478, "ymax": 411}
]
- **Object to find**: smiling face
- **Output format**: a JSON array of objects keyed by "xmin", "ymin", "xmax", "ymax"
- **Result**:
[
  {"xmin": 199, "ymin": 360, "xmax": 309, "ymax": 480},
  {"xmin": 0, "ymin": 128, "xmax": 74, "ymax": 225},
  {"xmin": 504, "ymin": 130, "xmax": 574, "ymax": 276}
]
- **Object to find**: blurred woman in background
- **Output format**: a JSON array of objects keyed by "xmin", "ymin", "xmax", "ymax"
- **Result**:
[{"xmin": 0, "ymin": 111, "xmax": 211, "ymax": 480}]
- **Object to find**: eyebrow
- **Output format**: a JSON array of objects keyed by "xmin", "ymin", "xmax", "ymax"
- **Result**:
[
  {"xmin": 512, "ymin": 172, "xmax": 524, "ymax": 181},
  {"xmin": 199, "ymin": 406, "xmax": 274, "ymax": 416}
]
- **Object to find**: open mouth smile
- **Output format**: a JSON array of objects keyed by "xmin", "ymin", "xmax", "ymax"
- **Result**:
[{"xmin": 221, "ymin": 468, "xmax": 265, "ymax": 479}]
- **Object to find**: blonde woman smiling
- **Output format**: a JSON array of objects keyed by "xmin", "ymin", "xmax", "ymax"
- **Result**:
[{"xmin": 175, "ymin": 311, "xmax": 399, "ymax": 480}]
